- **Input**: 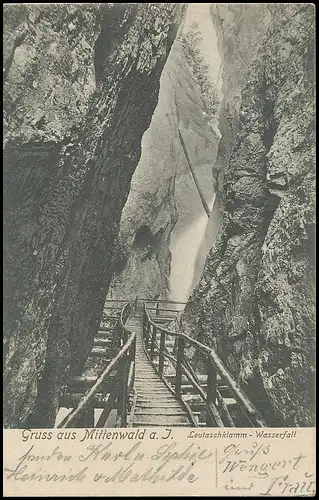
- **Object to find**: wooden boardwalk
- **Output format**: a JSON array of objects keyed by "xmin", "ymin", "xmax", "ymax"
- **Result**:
[
  {"xmin": 57, "ymin": 299, "xmax": 266, "ymax": 429},
  {"xmin": 127, "ymin": 313, "xmax": 191, "ymax": 427}
]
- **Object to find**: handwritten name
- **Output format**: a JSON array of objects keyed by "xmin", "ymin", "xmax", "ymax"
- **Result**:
[
  {"xmin": 218, "ymin": 441, "xmax": 314, "ymax": 495},
  {"xmin": 4, "ymin": 445, "xmax": 87, "ymax": 483},
  {"xmin": 4, "ymin": 441, "xmax": 217, "ymax": 485}
]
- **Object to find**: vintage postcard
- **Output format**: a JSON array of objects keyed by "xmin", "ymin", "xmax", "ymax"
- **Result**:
[{"xmin": 3, "ymin": 3, "xmax": 316, "ymax": 497}]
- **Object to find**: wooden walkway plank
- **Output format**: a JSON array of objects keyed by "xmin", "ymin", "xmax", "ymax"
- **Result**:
[{"xmin": 126, "ymin": 313, "xmax": 191, "ymax": 428}]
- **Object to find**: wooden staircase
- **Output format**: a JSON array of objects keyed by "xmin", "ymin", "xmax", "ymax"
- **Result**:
[{"xmin": 127, "ymin": 315, "xmax": 191, "ymax": 427}]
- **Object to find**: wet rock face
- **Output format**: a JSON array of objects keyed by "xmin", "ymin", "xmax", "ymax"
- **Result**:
[
  {"xmin": 108, "ymin": 18, "xmax": 222, "ymax": 303},
  {"xmin": 183, "ymin": 5, "xmax": 315, "ymax": 426},
  {"xmin": 3, "ymin": 3, "xmax": 185, "ymax": 428}
]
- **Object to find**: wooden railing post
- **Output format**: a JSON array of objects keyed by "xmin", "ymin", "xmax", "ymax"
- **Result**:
[
  {"xmin": 86, "ymin": 406, "xmax": 95, "ymax": 428},
  {"xmin": 150, "ymin": 324, "xmax": 157, "ymax": 361},
  {"xmin": 156, "ymin": 302, "xmax": 160, "ymax": 317},
  {"xmin": 123, "ymin": 328, "xmax": 128, "ymax": 346},
  {"xmin": 142, "ymin": 307, "xmax": 146, "ymax": 338},
  {"xmin": 117, "ymin": 360, "xmax": 124, "ymax": 425},
  {"xmin": 158, "ymin": 331, "xmax": 166, "ymax": 376},
  {"xmin": 120, "ymin": 355, "xmax": 129, "ymax": 427},
  {"xmin": 175, "ymin": 336, "xmax": 185, "ymax": 396},
  {"xmin": 132, "ymin": 338, "xmax": 136, "ymax": 381},
  {"xmin": 111, "ymin": 322, "xmax": 120, "ymax": 349},
  {"xmin": 146, "ymin": 323, "xmax": 149, "ymax": 350},
  {"xmin": 74, "ymin": 405, "xmax": 94, "ymax": 428},
  {"xmin": 206, "ymin": 355, "xmax": 217, "ymax": 426},
  {"xmin": 144, "ymin": 316, "xmax": 150, "ymax": 348}
]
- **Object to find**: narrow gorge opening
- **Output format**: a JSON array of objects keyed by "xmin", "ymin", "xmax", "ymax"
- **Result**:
[{"xmin": 108, "ymin": 3, "xmax": 224, "ymax": 305}]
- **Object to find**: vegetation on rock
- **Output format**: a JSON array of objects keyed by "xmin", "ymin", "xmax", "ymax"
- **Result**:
[{"xmin": 178, "ymin": 21, "xmax": 220, "ymax": 119}]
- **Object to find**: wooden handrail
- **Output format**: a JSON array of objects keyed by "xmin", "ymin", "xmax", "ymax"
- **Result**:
[
  {"xmin": 143, "ymin": 305, "xmax": 266, "ymax": 427},
  {"xmin": 59, "ymin": 302, "xmax": 135, "ymax": 428},
  {"xmin": 127, "ymin": 360, "xmax": 135, "ymax": 393}
]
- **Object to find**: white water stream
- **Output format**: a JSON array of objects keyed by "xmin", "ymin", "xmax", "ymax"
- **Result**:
[{"xmin": 167, "ymin": 3, "xmax": 223, "ymax": 303}]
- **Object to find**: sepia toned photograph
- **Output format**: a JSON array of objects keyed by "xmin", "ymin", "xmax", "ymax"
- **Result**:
[{"xmin": 3, "ymin": 2, "xmax": 315, "ymax": 435}]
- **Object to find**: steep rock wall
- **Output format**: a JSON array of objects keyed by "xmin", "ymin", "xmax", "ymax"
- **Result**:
[
  {"xmin": 183, "ymin": 5, "xmax": 315, "ymax": 426},
  {"xmin": 3, "ymin": 3, "xmax": 185, "ymax": 428}
]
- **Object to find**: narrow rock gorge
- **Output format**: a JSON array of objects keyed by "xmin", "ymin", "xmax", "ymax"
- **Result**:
[{"xmin": 3, "ymin": 4, "xmax": 315, "ymax": 430}]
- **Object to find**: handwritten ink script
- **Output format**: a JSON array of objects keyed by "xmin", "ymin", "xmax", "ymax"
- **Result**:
[{"xmin": 3, "ymin": 428, "xmax": 316, "ymax": 496}]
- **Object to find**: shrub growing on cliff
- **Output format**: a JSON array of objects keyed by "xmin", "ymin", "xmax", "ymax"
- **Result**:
[{"xmin": 178, "ymin": 21, "xmax": 220, "ymax": 118}]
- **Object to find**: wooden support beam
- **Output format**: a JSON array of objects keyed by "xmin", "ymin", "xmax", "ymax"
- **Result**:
[
  {"xmin": 127, "ymin": 390, "xmax": 138, "ymax": 428},
  {"xmin": 206, "ymin": 357, "xmax": 217, "ymax": 426},
  {"xmin": 216, "ymin": 390, "xmax": 235, "ymax": 427},
  {"xmin": 158, "ymin": 332, "xmax": 165, "ymax": 377},
  {"xmin": 142, "ymin": 299, "xmax": 187, "ymax": 305},
  {"xmin": 207, "ymin": 402, "xmax": 224, "ymax": 427},
  {"xmin": 150, "ymin": 316, "xmax": 176, "ymax": 323},
  {"xmin": 175, "ymin": 336, "xmax": 184, "ymax": 396},
  {"xmin": 150, "ymin": 325, "xmax": 157, "ymax": 361},
  {"xmin": 94, "ymin": 338, "xmax": 112, "ymax": 347},
  {"xmin": 95, "ymin": 391, "xmax": 118, "ymax": 428},
  {"xmin": 165, "ymin": 373, "xmax": 208, "ymax": 383},
  {"xmin": 146, "ymin": 307, "xmax": 181, "ymax": 313},
  {"xmin": 103, "ymin": 305, "xmax": 124, "ymax": 310},
  {"xmin": 97, "ymin": 327, "xmax": 113, "ymax": 333},
  {"xmin": 104, "ymin": 299, "xmax": 128, "ymax": 302},
  {"xmin": 181, "ymin": 398, "xmax": 199, "ymax": 427},
  {"xmin": 102, "ymin": 314, "xmax": 120, "ymax": 320},
  {"xmin": 119, "ymin": 357, "xmax": 129, "ymax": 428},
  {"xmin": 84, "ymin": 406, "xmax": 95, "ymax": 428}
]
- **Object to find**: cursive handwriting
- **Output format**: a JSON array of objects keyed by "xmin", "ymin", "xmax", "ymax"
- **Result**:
[
  {"xmin": 220, "ymin": 442, "xmax": 270, "ymax": 463},
  {"xmin": 91, "ymin": 461, "xmax": 198, "ymax": 484},
  {"xmin": 218, "ymin": 441, "xmax": 314, "ymax": 495},
  {"xmin": 260, "ymin": 472, "xmax": 316, "ymax": 496},
  {"xmin": 4, "ymin": 433, "xmax": 315, "ymax": 493},
  {"xmin": 220, "ymin": 453, "xmax": 307, "ymax": 478}
]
